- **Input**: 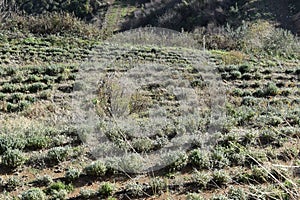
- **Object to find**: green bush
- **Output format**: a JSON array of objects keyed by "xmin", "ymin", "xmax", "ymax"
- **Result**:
[
  {"xmin": 192, "ymin": 170, "xmax": 211, "ymax": 189},
  {"xmin": 26, "ymin": 135, "xmax": 51, "ymax": 150},
  {"xmin": 193, "ymin": 21, "xmax": 299, "ymax": 58},
  {"xmin": 188, "ymin": 149, "xmax": 211, "ymax": 169},
  {"xmin": 0, "ymin": 136, "xmax": 26, "ymax": 154},
  {"xmin": 84, "ymin": 160, "xmax": 107, "ymax": 176},
  {"xmin": 186, "ymin": 193, "xmax": 205, "ymax": 200},
  {"xmin": 65, "ymin": 168, "xmax": 80, "ymax": 182},
  {"xmin": 211, "ymin": 147, "xmax": 230, "ymax": 169},
  {"xmin": 46, "ymin": 147, "xmax": 69, "ymax": 164},
  {"xmin": 79, "ymin": 189, "xmax": 96, "ymax": 199},
  {"xmin": 35, "ymin": 175, "xmax": 53, "ymax": 186},
  {"xmin": 125, "ymin": 182, "xmax": 144, "ymax": 197},
  {"xmin": 21, "ymin": 188, "xmax": 46, "ymax": 200},
  {"xmin": 212, "ymin": 170, "xmax": 231, "ymax": 187},
  {"xmin": 99, "ymin": 182, "xmax": 115, "ymax": 197},
  {"xmin": 227, "ymin": 186, "xmax": 247, "ymax": 200},
  {"xmin": 264, "ymin": 82, "xmax": 280, "ymax": 96},
  {"xmin": 1, "ymin": 149, "xmax": 26, "ymax": 168},
  {"xmin": 6, "ymin": 176, "xmax": 23, "ymax": 191},
  {"xmin": 46, "ymin": 181, "xmax": 73, "ymax": 200},
  {"xmin": 163, "ymin": 151, "xmax": 188, "ymax": 172}
]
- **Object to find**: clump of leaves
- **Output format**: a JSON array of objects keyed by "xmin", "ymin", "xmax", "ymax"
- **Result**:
[
  {"xmin": 188, "ymin": 149, "xmax": 211, "ymax": 169},
  {"xmin": 1, "ymin": 149, "xmax": 26, "ymax": 169},
  {"xmin": 192, "ymin": 170, "xmax": 211, "ymax": 189},
  {"xmin": 98, "ymin": 182, "xmax": 115, "ymax": 197},
  {"xmin": 84, "ymin": 160, "xmax": 107, "ymax": 177},
  {"xmin": 6, "ymin": 176, "xmax": 23, "ymax": 191},
  {"xmin": 65, "ymin": 167, "xmax": 80, "ymax": 182},
  {"xmin": 21, "ymin": 188, "xmax": 46, "ymax": 200},
  {"xmin": 46, "ymin": 181, "xmax": 73, "ymax": 200},
  {"xmin": 186, "ymin": 193, "xmax": 205, "ymax": 200},
  {"xmin": 264, "ymin": 82, "xmax": 280, "ymax": 96},
  {"xmin": 150, "ymin": 177, "xmax": 167, "ymax": 194},
  {"xmin": 227, "ymin": 186, "xmax": 247, "ymax": 200},
  {"xmin": 46, "ymin": 147, "xmax": 69, "ymax": 164},
  {"xmin": 211, "ymin": 170, "xmax": 231, "ymax": 187}
]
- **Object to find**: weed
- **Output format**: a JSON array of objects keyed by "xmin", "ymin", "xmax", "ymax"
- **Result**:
[
  {"xmin": 46, "ymin": 147, "xmax": 69, "ymax": 164},
  {"xmin": 150, "ymin": 177, "xmax": 167, "ymax": 194},
  {"xmin": 192, "ymin": 170, "xmax": 211, "ymax": 189},
  {"xmin": 99, "ymin": 182, "xmax": 115, "ymax": 197},
  {"xmin": 211, "ymin": 170, "xmax": 231, "ymax": 187},
  {"xmin": 186, "ymin": 193, "xmax": 205, "ymax": 200},
  {"xmin": 6, "ymin": 176, "xmax": 23, "ymax": 191},
  {"xmin": 26, "ymin": 135, "xmax": 51, "ymax": 150},
  {"xmin": 34, "ymin": 175, "xmax": 53, "ymax": 186},
  {"xmin": 227, "ymin": 186, "xmax": 247, "ymax": 200},
  {"xmin": 84, "ymin": 160, "xmax": 107, "ymax": 177},
  {"xmin": 188, "ymin": 149, "xmax": 211, "ymax": 169},
  {"xmin": 79, "ymin": 189, "xmax": 96, "ymax": 199},
  {"xmin": 65, "ymin": 168, "xmax": 80, "ymax": 182},
  {"xmin": 1, "ymin": 149, "xmax": 26, "ymax": 169},
  {"xmin": 125, "ymin": 182, "xmax": 144, "ymax": 197},
  {"xmin": 264, "ymin": 82, "xmax": 280, "ymax": 96},
  {"xmin": 210, "ymin": 195, "xmax": 228, "ymax": 200},
  {"xmin": 46, "ymin": 181, "xmax": 73, "ymax": 200},
  {"xmin": 163, "ymin": 151, "xmax": 188, "ymax": 172},
  {"xmin": 211, "ymin": 147, "xmax": 230, "ymax": 169},
  {"xmin": 21, "ymin": 188, "xmax": 46, "ymax": 200}
]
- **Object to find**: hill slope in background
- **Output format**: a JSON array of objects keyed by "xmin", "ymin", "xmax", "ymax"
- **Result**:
[{"xmin": 1, "ymin": 0, "xmax": 300, "ymax": 34}]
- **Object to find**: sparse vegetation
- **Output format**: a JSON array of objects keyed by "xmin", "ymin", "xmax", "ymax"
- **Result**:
[{"xmin": 0, "ymin": 0, "xmax": 299, "ymax": 199}]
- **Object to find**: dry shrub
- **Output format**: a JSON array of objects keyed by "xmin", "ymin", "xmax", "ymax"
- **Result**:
[
  {"xmin": 1, "ymin": 12, "xmax": 100, "ymax": 37},
  {"xmin": 221, "ymin": 51, "xmax": 247, "ymax": 65},
  {"xmin": 193, "ymin": 20, "xmax": 299, "ymax": 58}
]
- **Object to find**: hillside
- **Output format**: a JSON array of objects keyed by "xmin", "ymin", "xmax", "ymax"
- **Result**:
[{"xmin": 0, "ymin": 0, "xmax": 299, "ymax": 199}]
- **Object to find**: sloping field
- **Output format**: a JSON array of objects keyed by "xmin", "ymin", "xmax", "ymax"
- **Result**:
[{"xmin": 0, "ymin": 31, "xmax": 299, "ymax": 200}]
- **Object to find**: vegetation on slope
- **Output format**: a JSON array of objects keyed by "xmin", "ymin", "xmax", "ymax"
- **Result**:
[{"xmin": 0, "ymin": 0, "xmax": 299, "ymax": 199}]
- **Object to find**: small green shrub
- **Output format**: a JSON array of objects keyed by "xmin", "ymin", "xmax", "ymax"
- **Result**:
[
  {"xmin": 84, "ymin": 160, "xmax": 107, "ymax": 176},
  {"xmin": 132, "ymin": 137, "xmax": 153, "ymax": 152},
  {"xmin": 99, "ymin": 182, "xmax": 115, "ymax": 197},
  {"xmin": 21, "ymin": 188, "xmax": 46, "ymax": 200},
  {"xmin": 211, "ymin": 148, "xmax": 230, "ymax": 169},
  {"xmin": 6, "ymin": 176, "xmax": 23, "ymax": 191},
  {"xmin": 188, "ymin": 149, "xmax": 211, "ymax": 169},
  {"xmin": 264, "ymin": 82, "xmax": 279, "ymax": 96},
  {"xmin": 163, "ymin": 151, "xmax": 188, "ymax": 172},
  {"xmin": 239, "ymin": 64, "xmax": 252, "ymax": 73},
  {"xmin": 26, "ymin": 135, "xmax": 51, "ymax": 150},
  {"xmin": 186, "ymin": 193, "xmax": 205, "ymax": 200},
  {"xmin": 46, "ymin": 181, "xmax": 73, "ymax": 200},
  {"xmin": 210, "ymin": 194, "xmax": 228, "ymax": 200},
  {"xmin": 46, "ymin": 147, "xmax": 69, "ymax": 164},
  {"xmin": 251, "ymin": 166, "xmax": 269, "ymax": 183},
  {"xmin": 1, "ymin": 149, "xmax": 26, "ymax": 169},
  {"xmin": 192, "ymin": 170, "xmax": 211, "ymax": 189},
  {"xmin": 150, "ymin": 177, "xmax": 167, "ymax": 194},
  {"xmin": 227, "ymin": 186, "xmax": 246, "ymax": 200},
  {"xmin": 35, "ymin": 175, "xmax": 53, "ymax": 186},
  {"xmin": 65, "ymin": 168, "xmax": 80, "ymax": 182},
  {"xmin": 0, "ymin": 136, "xmax": 26, "ymax": 154},
  {"xmin": 211, "ymin": 170, "xmax": 231, "ymax": 187},
  {"xmin": 79, "ymin": 189, "xmax": 96, "ymax": 199},
  {"xmin": 229, "ymin": 70, "xmax": 242, "ymax": 79},
  {"xmin": 125, "ymin": 182, "xmax": 144, "ymax": 197},
  {"xmin": 27, "ymin": 82, "xmax": 48, "ymax": 93}
]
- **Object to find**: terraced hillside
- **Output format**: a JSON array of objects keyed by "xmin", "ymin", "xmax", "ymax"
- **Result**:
[{"xmin": 0, "ymin": 28, "xmax": 299, "ymax": 200}]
